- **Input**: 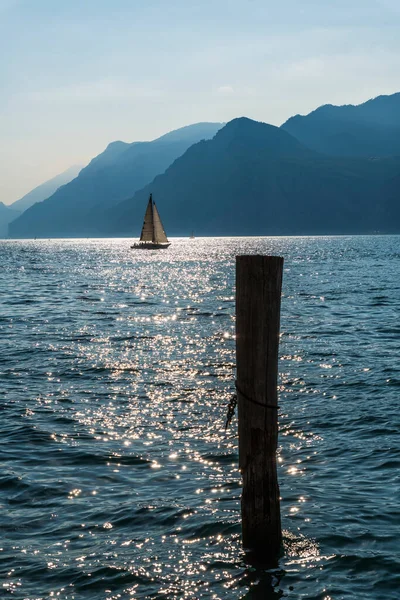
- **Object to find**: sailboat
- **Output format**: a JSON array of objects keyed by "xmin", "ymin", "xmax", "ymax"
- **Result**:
[{"xmin": 131, "ymin": 193, "xmax": 171, "ymax": 250}]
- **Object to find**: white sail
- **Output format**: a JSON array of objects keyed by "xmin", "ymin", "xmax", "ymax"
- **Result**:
[
  {"xmin": 152, "ymin": 202, "xmax": 169, "ymax": 244},
  {"xmin": 139, "ymin": 196, "xmax": 154, "ymax": 241}
]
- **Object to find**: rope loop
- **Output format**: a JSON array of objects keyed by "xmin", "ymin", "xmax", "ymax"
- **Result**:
[{"xmin": 224, "ymin": 381, "xmax": 280, "ymax": 430}]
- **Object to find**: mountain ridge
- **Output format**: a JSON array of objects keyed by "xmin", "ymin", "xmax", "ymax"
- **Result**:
[
  {"xmin": 106, "ymin": 118, "xmax": 400, "ymax": 237},
  {"xmin": 7, "ymin": 92, "xmax": 400, "ymax": 238},
  {"xmin": 9, "ymin": 122, "xmax": 223, "ymax": 238},
  {"xmin": 282, "ymin": 92, "xmax": 400, "ymax": 156}
]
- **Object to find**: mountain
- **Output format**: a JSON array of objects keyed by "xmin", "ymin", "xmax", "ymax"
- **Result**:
[
  {"xmin": 0, "ymin": 203, "xmax": 20, "ymax": 238},
  {"xmin": 10, "ymin": 165, "xmax": 83, "ymax": 213},
  {"xmin": 106, "ymin": 117, "xmax": 400, "ymax": 236},
  {"xmin": 9, "ymin": 123, "xmax": 223, "ymax": 238},
  {"xmin": 281, "ymin": 92, "xmax": 400, "ymax": 157}
]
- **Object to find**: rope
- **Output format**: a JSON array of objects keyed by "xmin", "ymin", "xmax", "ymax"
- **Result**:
[
  {"xmin": 235, "ymin": 382, "xmax": 279, "ymax": 410},
  {"xmin": 225, "ymin": 381, "xmax": 280, "ymax": 430}
]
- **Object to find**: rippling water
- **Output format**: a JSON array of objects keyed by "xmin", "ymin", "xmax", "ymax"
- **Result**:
[{"xmin": 1, "ymin": 236, "xmax": 399, "ymax": 599}]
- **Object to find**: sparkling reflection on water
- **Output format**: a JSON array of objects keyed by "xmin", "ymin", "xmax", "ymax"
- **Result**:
[{"xmin": 1, "ymin": 236, "xmax": 399, "ymax": 599}]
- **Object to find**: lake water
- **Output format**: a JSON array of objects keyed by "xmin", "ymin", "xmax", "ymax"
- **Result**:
[{"xmin": 1, "ymin": 236, "xmax": 399, "ymax": 599}]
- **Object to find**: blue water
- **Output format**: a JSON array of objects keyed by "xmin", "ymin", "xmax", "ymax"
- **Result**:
[{"xmin": 1, "ymin": 236, "xmax": 399, "ymax": 599}]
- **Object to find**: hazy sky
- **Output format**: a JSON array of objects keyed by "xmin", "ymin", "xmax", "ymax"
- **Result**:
[{"xmin": 1, "ymin": 0, "xmax": 399, "ymax": 204}]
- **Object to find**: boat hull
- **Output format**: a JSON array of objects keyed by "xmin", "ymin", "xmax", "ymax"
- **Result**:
[{"xmin": 130, "ymin": 243, "xmax": 171, "ymax": 250}]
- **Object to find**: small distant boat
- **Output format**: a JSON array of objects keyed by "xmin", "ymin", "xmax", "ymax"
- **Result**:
[{"xmin": 131, "ymin": 193, "xmax": 170, "ymax": 250}]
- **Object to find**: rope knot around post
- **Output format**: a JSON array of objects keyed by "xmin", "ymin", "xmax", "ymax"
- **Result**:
[{"xmin": 225, "ymin": 381, "xmax": 280, "ymax": 430}]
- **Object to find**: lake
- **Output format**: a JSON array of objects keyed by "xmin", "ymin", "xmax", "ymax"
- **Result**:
[{"xmin": 1, "ymin": 236, "xmax": 399, "ymax": 599}]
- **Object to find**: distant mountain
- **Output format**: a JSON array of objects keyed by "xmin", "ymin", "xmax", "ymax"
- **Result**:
[
  {"xmin": 0, "ymin": 203, "xmax": 20, "ymax": 238},
  {"xmin": 282, "ymin": 92, "xmax": 400, "ymax": 157},
  {"xmin": 106, "ymin": 117, "xmax": 400, "ymax": 236},
  {"xmin": 8, "ymin": 102, "xmax": 400, "ymax": 238},
  {"xmin": 9, "ymin": 123, "xmax": 223, "ymax": 238},
  {"xmin": 10, "ymin": 165, "xmax": 83, "ymax": 213}
]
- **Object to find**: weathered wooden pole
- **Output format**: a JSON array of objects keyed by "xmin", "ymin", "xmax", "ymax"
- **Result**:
[{"xmin": 236, "ymin": 255, "xmax": 283, "ymax": 563}]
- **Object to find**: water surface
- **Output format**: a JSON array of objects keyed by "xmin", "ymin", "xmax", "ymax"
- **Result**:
[{"xmin": 1, "ymin": 236, "xmax": 399, "ymax": 599}]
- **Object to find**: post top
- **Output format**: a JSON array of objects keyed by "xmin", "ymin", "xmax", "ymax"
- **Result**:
[{"xmin": 236, "ymin": 254, "xmax": 284, "ymax": 262}]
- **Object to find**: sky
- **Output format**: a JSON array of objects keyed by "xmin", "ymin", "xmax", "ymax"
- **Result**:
[{"xmin": 1, "ymin": 0, "xmax": 399, "ymax": 204}]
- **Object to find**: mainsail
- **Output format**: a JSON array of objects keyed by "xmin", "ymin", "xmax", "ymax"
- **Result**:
[
  {"xmin": 139, "ymin": 196, "xmax": 155, "ymax": 242},
  {"xmin": 139, "ymin": 194, "xmax": 169, "ymax": 244}
]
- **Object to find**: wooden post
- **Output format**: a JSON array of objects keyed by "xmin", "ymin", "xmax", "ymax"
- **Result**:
[{"xmin": 236, "ymin": 255, "xmax": 283, "ymax": 563}]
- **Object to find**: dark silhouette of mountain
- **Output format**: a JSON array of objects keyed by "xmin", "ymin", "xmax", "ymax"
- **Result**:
[
  {"xmin": 282, "ymin": 92, "xmax": 400, "ymax": 157},
  {"xmin": 10, "ymin": 165, "xmax": 83, "ymax": 213},
  {"xmin": 106, "ymin": 118, "xmax": 400, "ymax": 236},
  {"xmin": 9, "ymin": 122, "xmax": 223, "ymax": 238},
  {"xmin": 0, "ymin": 203, "xmax": 20, "ymax": 238}
]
